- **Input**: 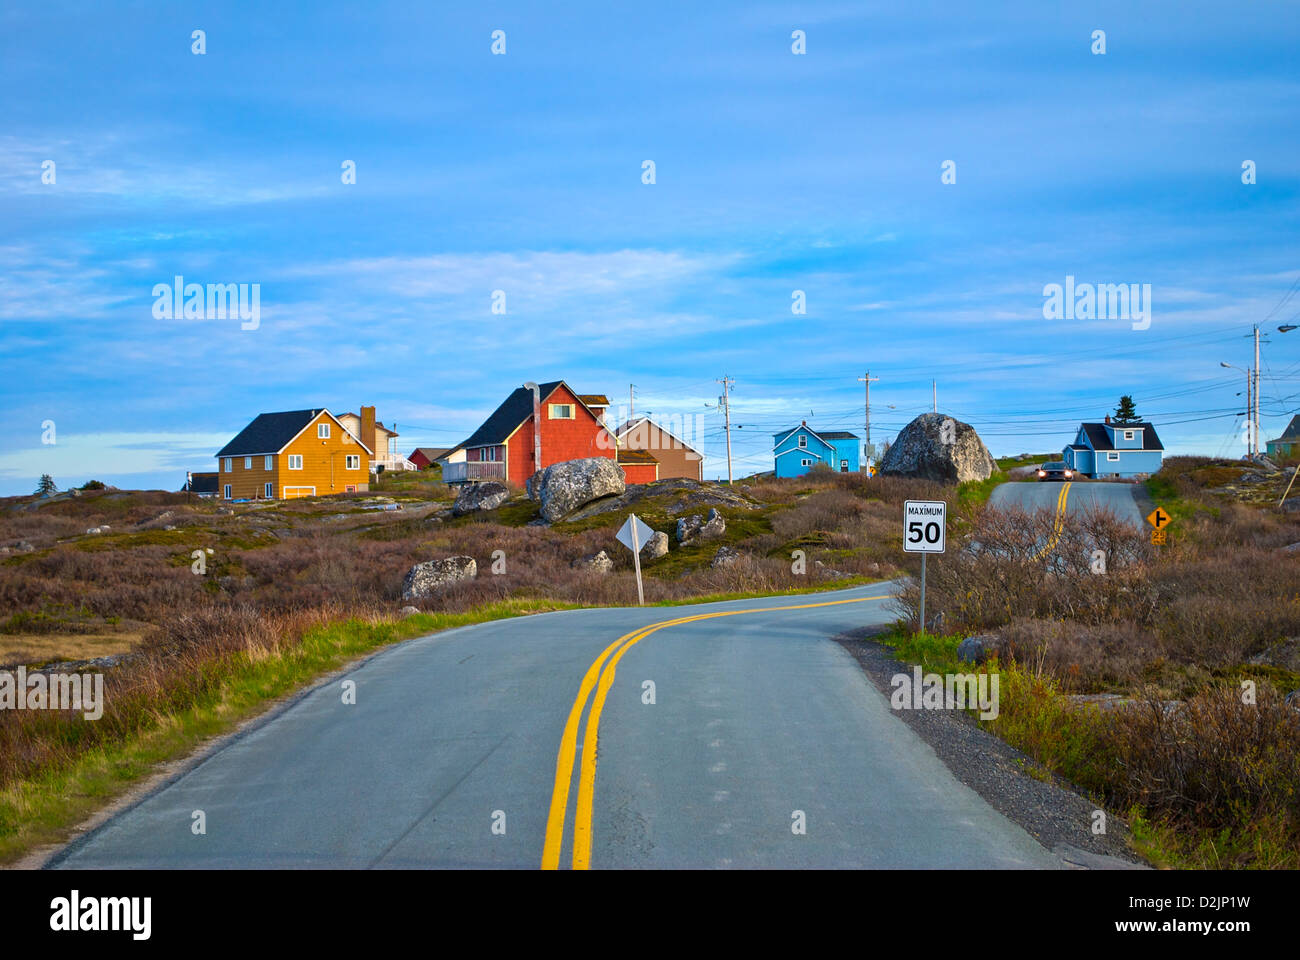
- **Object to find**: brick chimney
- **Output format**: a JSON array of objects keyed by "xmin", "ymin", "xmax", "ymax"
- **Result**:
[
  {"xmin": 1104, "ymin": 414, "xmax": 1111, "ymax": 425},
  {"xmin": 361, "ymin": 406, "xmax": 377, "ymax": 459}
]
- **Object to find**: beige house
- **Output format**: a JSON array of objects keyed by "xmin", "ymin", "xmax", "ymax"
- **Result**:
[
  {"xmin": 337, "ymin": 407, "xmax": 415, "ymax": 473},
  {"xmin": 614, "ymin": 416, "xmax": 704, "ymax": 481}
]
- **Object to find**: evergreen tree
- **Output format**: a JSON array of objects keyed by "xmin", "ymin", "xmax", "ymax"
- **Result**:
[
  {"xmin": 35, "ymin": 474, "xmax": 57, "ymax": 496},
  {"xmin": 1113, "ymin": 395, "xmax": 1139, "ymax": 424}
]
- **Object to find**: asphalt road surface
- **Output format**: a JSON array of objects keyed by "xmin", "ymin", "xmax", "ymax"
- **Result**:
[
  {"xmin": 988, "ymin": 478, "xmax": 1145, "ymax": 527},
  {"xmin": 52, "ymin": 584, "xmax": 1065, "ymax": 870}
]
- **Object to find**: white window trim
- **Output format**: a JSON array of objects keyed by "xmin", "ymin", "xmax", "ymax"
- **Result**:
[
  {"xmin": 244, "ymin": 456, "xmax": 252, "ymax": 469},
  {"xmin": 223, "ymin": 458, "xmax": 232, "ymax": 472},
  {"xmin": 264, "ymin": 482, "xmax": 273, "ymax": 498},
  {"xmin": 1106, "ymin": 451, "xmax": 1121, "ymax": 461},
  {"xmin": 223, "ymin": 484, "xmax": 232, "ymax": 499},
  {"xmin": 288, "ymin": 455, "xmax": 303, "ymax": 470},
  {"xmin": 264, "ymin": 455, "xmax": 273, "ymax": 470},
  {"xmin": 801, "ymin": 458, "xmax": 812, "ymax": 466},
  {"xmin": 317, "ymin": 423, "xmax": 330, "ymax": 438},
  {"xmin": 345, "ymin": 455, "xmax": 360, "ymax": 470},
  {"xmin": 548, "ymin": 403, "xmax": 575, "ymax": 420},
  {"xmin": 798, "ymin": 435, "xmax": 808, "ymax": 448}
]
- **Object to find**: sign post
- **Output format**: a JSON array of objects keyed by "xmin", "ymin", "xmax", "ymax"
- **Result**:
[
  {"xmin": 903, "ymin": 500, "xmax": 947, "ymax": 632},
  {"xmin": 616, "ymin": 513, "xmax": 656, "ymax": 606}
]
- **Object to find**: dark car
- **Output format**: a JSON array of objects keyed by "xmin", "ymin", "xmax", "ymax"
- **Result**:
[{"xmin": 1036, "ymin": 460, "xmax": 1074, "ymax": 481}]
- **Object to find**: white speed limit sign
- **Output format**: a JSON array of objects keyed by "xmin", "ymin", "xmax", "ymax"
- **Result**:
[{"xmin": 903, "ymin": 500, "xmax": 946, "ymax": 553}]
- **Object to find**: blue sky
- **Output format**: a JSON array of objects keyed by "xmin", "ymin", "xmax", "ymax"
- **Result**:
[{"xmin": 2, "ymin": 1, "xmax": 1298, "ymax": 494}]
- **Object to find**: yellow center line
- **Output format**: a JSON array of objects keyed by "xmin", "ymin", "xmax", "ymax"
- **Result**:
[
  {"xmin": 1030, "ymin": 481, "xmax": 1072, "ymax": 560},
  {"xmin": 542, "ymin": 593, "xmax": 893, "ymax": 870}
]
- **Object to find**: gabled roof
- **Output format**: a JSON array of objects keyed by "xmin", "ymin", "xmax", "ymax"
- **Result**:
[
  {"xmin": 613, "ymin": 415, "xmax": 704, "ymax": 455},
  {"xmin": 181, "ymin": 472, "xmax": 219, "ymax": 493},
  {"xmin": 216, "ymin": 409, "xmax": 372, "ymax": 457},
  {"xmin": 461, "ymin": 381, "xmax": 565, "ymax": 448},
  {"xmin": 413, "ymin": 447, "xmax": 451, "ymax": 461},
  {"xmin": 1079, "ymin": 422, "xmax": 1164, "ymax": 452},
  {"xmin": 772, "ymin": 423, "xmax": 860, "ymax": 447},
  {"xmin": 817, "ymin": 431, "xmax": 860, "ymax": 440},
  {"xmin": 1271, "ymin": 414, "xmax": 1300, "ymax": 442},
  {"xmin": 339, "ymin": 412, "xmax": 398, "ymax": 436},
  {"xmin": 578, "ymin": 394, "xmax": 609, "ymax": 406},
  {"xmin": 616, "ymin": 449, "xmax": 658, "ymax": 464}
]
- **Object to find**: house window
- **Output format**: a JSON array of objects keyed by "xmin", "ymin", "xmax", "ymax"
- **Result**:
[
  {"xmin": 223, "ymin": 484, "xmax": 231, "ymax": 499},
  {"xmin": 801, "ymin": 458, "xmax": 812, "ymax": 466},
  {"xmin": 288, "ymin": 455, "xmax": 303, "ymax": 470},
  {"xmin": 549, "ymin": 403, "xmax": 574, "ymax": 420},
  {"xmin": 244, "ymin": 456, "xmax": 252, "ymax": 469},
  {"xmin": 798, "ymin": 435, "xmax": 808, "ymax": 448},
  {"xmin": 1107, "ymin": 452, "xmax": 1120, "ymax": 462},
  {"xmin": 346, "ymin": 455, "xmax": 360, "ymax": 470},
  {"xmin": 487, "ymin": 447, "xmax": 498, "ymax": 462},
  {"xmin": 264, "ymin": 482, "xmax": 273, "ymax": 498},
  {"xmin": 264, "ymin": 455, "xmax": 273, "ymax": 470},
  {"xmin": 1123, "ymin": 430, "xmax": 1135, "ymax": 441},
  {"xmin": 223, "ymin": 458, "xmax": 232, "ymax": 472},
  {"xmin": 318, "ymin": 423, "xmax": 330, "ymax": 438}
]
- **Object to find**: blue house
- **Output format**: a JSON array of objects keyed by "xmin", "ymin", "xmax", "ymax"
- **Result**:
[
  {"xmin": 773, "ymin": 421, "xmax": 861, "ymax": 478},
  {"xmin": 1061, "ymin": 417, "xmax": 1163, "ymax": 479}
]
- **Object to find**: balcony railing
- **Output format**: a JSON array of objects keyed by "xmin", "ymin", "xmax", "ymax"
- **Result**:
[
  {"xmin": 372, "ymin": 454, "xmax": 417, "ymax": 473},
  {"xmin": 441, "ymin": 460, "xmax": 507, "ymax": 483}
]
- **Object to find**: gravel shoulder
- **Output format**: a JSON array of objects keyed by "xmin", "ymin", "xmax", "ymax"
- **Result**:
[{"xmin": 834, "ymin": 627, "xmax": 1149, "ymax": 870}]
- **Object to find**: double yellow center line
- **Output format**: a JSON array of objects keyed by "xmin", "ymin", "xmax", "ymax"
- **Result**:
[
  {"xmin": 1030, "ymin": 481, "xmax": 1072, "ymax": 560},
  {"xmin": 540, "ymin": 594, "xmax": 891, "ymax": 869}
]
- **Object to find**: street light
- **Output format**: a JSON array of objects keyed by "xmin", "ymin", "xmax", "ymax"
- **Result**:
[
  {"xmin": 1221, "ymin": 361, "xmax": 1253, "ymax": 456},
  {"xmin": 1280, "ymin": 325, "xmax": 1297, "ymax": 333}
]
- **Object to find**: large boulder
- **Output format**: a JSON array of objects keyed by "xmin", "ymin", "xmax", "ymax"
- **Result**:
[
  {"xmin": 401, "ymin": 556, "xmax": 477, "ymax": 599},
  {"xmin": 640, "ymin": 530, "xmax": 669, "ymax": 560},
  {"xmin": 956, "ymin": 633, "xmax": 1010, "ymax": 664},
  {"xmin": 451, "ymin": 481, "xmax": 509, "ymax": 517},
  {"xmin": 676, "ymin": 508, "xmax": 725, "ymax": 545},
  {"xmin": 880, "ymin": 413, "xmax": 996, "ymax": 484},
  {"xmin": 711, "ymin": 545, "xmax": 741, "ymax": 568},
  {"xmin": 530, "ymin": 458, "xmax": 626, "ymax": 522}
]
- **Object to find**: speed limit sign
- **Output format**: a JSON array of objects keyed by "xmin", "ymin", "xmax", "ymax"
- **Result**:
[{"xmin": 903, "ymin": 500, "xmax": 946, "ymax": 553}]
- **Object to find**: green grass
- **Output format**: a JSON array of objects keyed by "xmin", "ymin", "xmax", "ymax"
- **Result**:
[
  {"xmin": 956, "ymin": 470, "xmax": 1006, "ymax": 507},
  {"xmin": 994, "ymin": 453, "xmax": 1055, "ymax": 471}
]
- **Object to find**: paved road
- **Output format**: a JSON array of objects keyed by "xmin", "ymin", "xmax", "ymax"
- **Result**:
[
  {"xmin": 988, "ymin": 479, "xmax": 1145, "ymax": 527},
  {"xmin": 52, "ymin": 584, "xmax": 1062, "ymax": 870}
]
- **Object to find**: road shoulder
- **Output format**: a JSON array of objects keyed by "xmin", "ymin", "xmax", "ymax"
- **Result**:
[{"xmin": 834, "ymin": 628, "xmax": 1148, "ymax": 870}]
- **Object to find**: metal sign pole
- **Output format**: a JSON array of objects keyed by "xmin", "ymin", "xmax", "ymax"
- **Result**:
[
  {"xmin": 631, "ymin": 523, "xmax": 645, "ymax": 606},
  {"xmin": 920, "ymin": 552, "xmax": 927, "ymax": 634}
]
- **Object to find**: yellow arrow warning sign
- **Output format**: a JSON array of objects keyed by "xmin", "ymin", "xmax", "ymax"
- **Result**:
[{"xmin": 1147, "ymin": 507, "xmax": 1171, "ymax": 529}]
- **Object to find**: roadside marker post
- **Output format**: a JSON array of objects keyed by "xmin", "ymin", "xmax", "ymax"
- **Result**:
[
  {"xmin": 616, "ymin": 513, "xmax": 655, "ymax": 606},
  {"xmin": 903, "ymin": 500, "xmax": 947, "ymax": 633}
]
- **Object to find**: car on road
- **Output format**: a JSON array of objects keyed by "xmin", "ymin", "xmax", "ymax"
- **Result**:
[{"xmin": 1036, "ymin": 461, "xmax": 1074, "ymax": 481}]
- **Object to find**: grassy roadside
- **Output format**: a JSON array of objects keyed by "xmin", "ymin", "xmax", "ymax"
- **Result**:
[
  {"xmin": 0, "ymin": 576, "xmax": 889, "ymax": 866},
  {"xmin": 0, "ymin": 597, "xmax": 576, "ymax": 865},
  {"xmin": 876, "ymin": 626, "xmax": 1299, "ymax": 869}
]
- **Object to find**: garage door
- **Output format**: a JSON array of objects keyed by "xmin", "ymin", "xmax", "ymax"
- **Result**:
[{"xmin": 282, "ymin": 486, "xmax": 316, "ymax": 499}]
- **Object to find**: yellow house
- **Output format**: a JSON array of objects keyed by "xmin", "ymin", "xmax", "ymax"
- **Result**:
[{"xmin": 215, "ymin": 408, "xmax": 372, "ymax": 500}]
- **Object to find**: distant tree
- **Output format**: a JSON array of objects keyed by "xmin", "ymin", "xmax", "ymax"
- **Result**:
[
  {"xmin": 35, "ymin": 474, "xmax": 57, "ymax": 496},
  {"xmin": 80, "ymin": 480, "xmax": 106, "ymax": 490},
  {"xmin": 1113, "ymin": 395, "xmax": 1139, "ymax": 424}
]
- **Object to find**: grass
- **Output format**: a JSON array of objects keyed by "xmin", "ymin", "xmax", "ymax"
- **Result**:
[
  {"xmin": 956, "ymin": 471, "xmax": 1006, "ymax": 507},
  {"xmin": 0, "ymin": 596, "xmax": 576, "ymax": 864}
]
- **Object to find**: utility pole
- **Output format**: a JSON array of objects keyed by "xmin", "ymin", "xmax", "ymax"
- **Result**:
[
  {"xmin": 857, "ymin": 371, "xmax": 879, "ymax": 464},
  {"xmin": 1253, "ymin": 325, "xmax": 1261, "ymax": 457},
  {"xmin": 717, "ymin": 376, "xmax": 735, "ymax": 484},
  {"xmin": 629, "ymin": 383, "xmax": 635, "ymax": 421},
  {"xmin": 932, "ymin": 380, "xmax": 937, "ymax": 413}
]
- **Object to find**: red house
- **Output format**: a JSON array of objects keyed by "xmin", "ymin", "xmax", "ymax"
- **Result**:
[{"xmin": 443, "ymin": 380, "xmax": 658, "ymax": 487}]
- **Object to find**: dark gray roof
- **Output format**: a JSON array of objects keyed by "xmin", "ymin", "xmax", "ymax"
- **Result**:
[
  {"xmin": 772, "ymin": 424, "xmax": 859, "ymax": 442},
  {"xmin": 216, "ymin": 410, "xmax": 360, "ymax": 457},
  {"xmin": 1272, "ymin": 414, "xmax": 1300, "ymax": 442},
  {"xmin": 1079, "ymin": 422, "xmax": 1164, "ymax": 452},
  {"xmin": 461, "ymin": 382, "xmax": 564, "ymax": 448},
  {"xmin": 181, "ymin": 472, "xmax": 219, "ymax": 494}
]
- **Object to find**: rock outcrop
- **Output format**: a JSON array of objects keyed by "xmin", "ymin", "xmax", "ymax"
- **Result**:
[
  {"xmin": 640, "ymin": 530, "xmax": 669, "ymax": 560},
  {"xmin": 676, "ymin": 508, "xmax": 725, "ymax": 545},
  {"xmin": 711, "ymin": 545, "xmax": 741, "ymax": 568},
  {"xmin": 571, "ymin": 550, "xmax": 615, "ymax": 574},
  {"xmin": 451, "ymin": 481, "xmax": 509, "ymax": 517},
  {"xmin": 879, "ymin": 413, "xmax": 996, "ymax": 484},
  {"xmin": 401, "ymin": 556, "xmax": 477, "ymax": 598},
  {"xmin": 530, "ymin": 458, "xmax": 626, "ymax": 522}
]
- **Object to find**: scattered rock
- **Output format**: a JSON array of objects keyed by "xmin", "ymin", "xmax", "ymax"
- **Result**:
[
  {"xmin": 1286, "ymin": 690, "xmax": 1300, "ymax": 712},
  {"xmin": 1248, "ymin": 637, "xmax": 1300, "ymax": 671},
  {"xmin": 562, "ymin": 477, "xmax": 759, "ymax": 522},
  {"xmin": 956, "ymin": 633, "xmax": 1011, "ymax": 665},
  {"xmin": 677, "ymin": 508, "xmax": 725, "ymax": 545},
  {"xmin": 640, "ymin": 530, "xmax": 669, "ymax": 560},
  {"xmin": 571, "ymin": 550, "xmax": 615, "ymax": 574},
  {"xmin": 85, "ymin": 527, "xmax": 102, "ymax": 535},
  {"xmin": 530, "ymin": 458, "xmax": 626, "ymax": 522},
  {"xmin": 711, "ymin": 545, "xmax": 741, "ymax": 568},
  {"xmin": 451, "ymin": 481, "xmax": 510, "ymax": 517},
  {"xmin": 401, "ymin": 556, "xmax": 477, "ymax": 599},
  {"xmin": 1281, "ymin": 542, "xmax": 1300, "ymax": 553},
  {"xmin": 880, "ymin": 412, "xmax": 996, "ymax": 483},
  {"xmin": 814, "ymin": 559, "xmax": 850, "ymax": 579},
  {"xmin": 399, "ymin": 606, "xmax": 421, "ymax": 617}
]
